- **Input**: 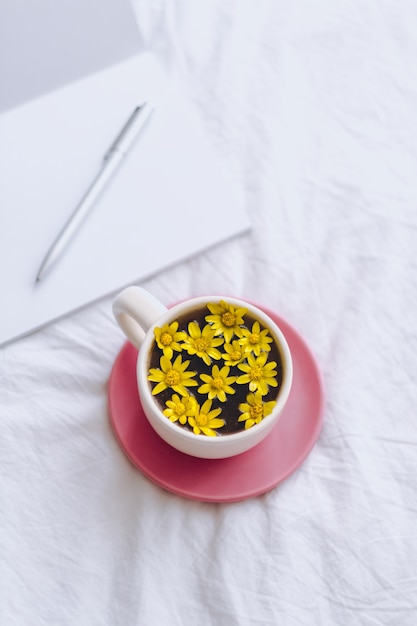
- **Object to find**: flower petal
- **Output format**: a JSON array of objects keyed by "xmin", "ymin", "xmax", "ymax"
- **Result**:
[
  {"xmin": 152, "ymin": 381, "xmax": 168, "ymax": 395},
  {"xmin": 201, "ymin": 427, "xmax": 217, "ymax": 437},
  {"xmin": 147, "ymin": 369, "xmax": 165, "ymax": 382},
  {"xmin": 188, "ymin": 321, "xmax": 200, "ymax": 339},
  {"xmin": 208, "ymin": 418, "xmax": 225, "ymax": 429},
  {"xmin": 198, "ymin": 384, "xmax": 211, "ymax": 395},
  {"xmin": 160, "ymin": 355, "xmax": 171, "ymax": 372}
]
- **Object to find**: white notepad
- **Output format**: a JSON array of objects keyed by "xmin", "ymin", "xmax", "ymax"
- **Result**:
[{"xmin": 0, "ymin": 2, "xmax": 250, "ymax": 347}]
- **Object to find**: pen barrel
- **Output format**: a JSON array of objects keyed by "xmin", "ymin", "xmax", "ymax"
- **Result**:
[
  {"xmin": 62, "ymin": 151, "xmax": 124, "ymax": 234},
  {"xmin": 36, "ymin": 151, "xmax": 124, "ymax": 281}
]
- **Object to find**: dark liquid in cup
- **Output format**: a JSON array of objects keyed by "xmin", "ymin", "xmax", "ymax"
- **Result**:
[{"xmin": 147, "ymin": 301, "xmax": 284, "ymax": 435}]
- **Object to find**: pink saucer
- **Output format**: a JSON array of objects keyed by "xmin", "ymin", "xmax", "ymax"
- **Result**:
[{"xmin": 108, "ymin": 307, "xmax": 324, "ymax": 502}]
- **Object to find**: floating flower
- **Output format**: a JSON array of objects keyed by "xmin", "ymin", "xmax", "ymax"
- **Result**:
[
  {"xmin": 163, "ymin": 393, "xmax": 197, "ymax": 425},
  {"xmin": 188, "ymin": 399, "xmax": 224, "ymax": 436},
  {"xmin": 239, "ymin": 321, "xmax": 273, "ymax": 356},
  {"xmin": 238, "ymin": 390, "xmax": 277, "ymax": 430},
  {"xmin": 221, "ymin": 340, "xmax": 246, "ymax": 367},
  {"xmin": 198, "ymin": 364, "xmax": 237, "ymax": 402},
  {"xmin": 236, "ymin": 352, "xmax": 278, "ymax": 395},
  {"xmin": 148, "ymin": 355, "xmax": 198, "ymax": 396},
  {"xmin": 205, "ymin": 300, "xmax": 247, "ymax": 343},
  {"xmin": 154, "ymin": 322, "xmax": 186, "ymax": 359},
  {"xmin": 182, "ymin": 322, "xmax": 223, "ymax": 365}
]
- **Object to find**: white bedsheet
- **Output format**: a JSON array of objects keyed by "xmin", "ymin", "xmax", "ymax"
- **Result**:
[{"xmin": 2, "ymin": 1, "xmax": 417, "ymax": 624}]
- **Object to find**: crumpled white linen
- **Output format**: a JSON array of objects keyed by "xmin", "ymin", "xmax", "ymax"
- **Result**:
[{"xmin": 2, "ymin": 1, "xmax": 417, "ymax": 624}]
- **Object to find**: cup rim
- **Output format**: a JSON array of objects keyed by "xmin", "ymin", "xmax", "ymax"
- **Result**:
[{"xmin": 136, "ymin": 295, "xmax": 293, "ymax": 446}]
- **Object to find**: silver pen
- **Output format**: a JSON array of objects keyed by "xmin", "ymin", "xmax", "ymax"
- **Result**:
[{"xmin": 36, "ymin": 102, "xmax": 154, "ymax": 282}]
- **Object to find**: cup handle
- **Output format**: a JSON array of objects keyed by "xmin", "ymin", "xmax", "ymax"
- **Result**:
[{"xmin": 112, "ymin": 286, "xmax": 167, "ymax": 349}]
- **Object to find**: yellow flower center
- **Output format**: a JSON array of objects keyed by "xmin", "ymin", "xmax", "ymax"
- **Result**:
[
  {"xmin": 174, "ymin": 402, "xmax": 185, "ymax": 416},
  {"xmin": 250, "ymin": 366, "xmax": 262, "ymax": 381},
  {"xmin": 249, "ymin": 333, "xmax": 260, "ymax": 344},
  {"xmin": 160, "ymin": 332, "xmax": 173, "ymax": 346},
  {"xmin": 197, "ymin": 413, "xmax": 208, "ymax": 426},
  {"xmin": 250, "ymin": 404, "xmax": 263, "ymax": 420},
  {"xmin": 222, "ymin": 312, "xmax": 235, "ymax": 327},
  {"xmin": 231, "ymin": 350, "xmax": 241, "ymax": 361},
  {"xmin": 165, "ymin": 369, "xmax": 181, "ymax": 386},
  {"xmin": 195, "ymin": 338, "xmax": 209, "ymax": 351},
  {"xmin": 212, "ymin": 377, "xmax": 224, "ymax": 390}
]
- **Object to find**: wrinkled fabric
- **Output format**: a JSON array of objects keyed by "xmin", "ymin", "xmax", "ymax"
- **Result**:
[{"xmin": 1, "ymin": 1, "xmax": 417, "ymax": 624}]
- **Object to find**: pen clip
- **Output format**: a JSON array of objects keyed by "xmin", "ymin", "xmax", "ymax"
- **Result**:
[{"xmin": 105, "ymin": 102, "xmax": 153, "ymax": 159}]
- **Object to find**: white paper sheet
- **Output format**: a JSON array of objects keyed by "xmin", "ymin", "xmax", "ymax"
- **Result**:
[{"xmin": 0, "ymin": 53, "xmax": 250, "ymax": 346}]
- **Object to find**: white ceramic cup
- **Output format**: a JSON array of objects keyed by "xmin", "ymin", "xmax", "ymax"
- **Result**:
[{"xmin": 112, "ymin": 286, "xmax": 293, "ymax": 459}]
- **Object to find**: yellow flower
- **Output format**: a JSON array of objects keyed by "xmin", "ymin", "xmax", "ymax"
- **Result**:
[
  {"xmin": 236, "ymin": 352, "xmax": 278, "ymax": 395},
  {"xmin": 148, "ymin": 355, "xmax": 198, "ymax": 396},
  {"xmin": 221, "ymin": 340, "xmax": 246, "ymax": 366},
  {"xmin": 182, "ymin": 322, "xmax": 223, "ymax": 365},
  {"xmin": 238, "ymin": 390, "xmax": 277, "ymax": 429},
  {"xmin": 205, "ymin": 300, "xmax": 247, "ymax": 343},
  {"xmin": 188, "ymin": 399, "xmax": 224, "ymax": 436},
  {"xmin": 198, "ymin": 364, "xmax": 236, "ymax": 402},
  {"xmin": 154, "ymin": 322, "xmax": 186, "ymax": 359},
  {"xmin": 238, "ymin": 321, "xmax": 273, "ymax": 356},
  {"xmin": 163, "ymin": 393, "xmax": 197, "ymax": 425}
]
